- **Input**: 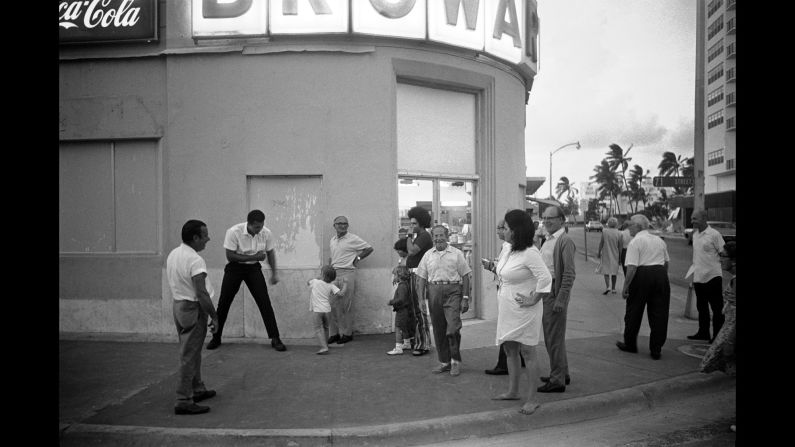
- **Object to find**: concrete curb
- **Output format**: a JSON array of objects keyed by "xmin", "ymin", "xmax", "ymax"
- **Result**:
[{"xmin": 59, "ymin": 372, "xmax": 735, "ymax": 447}]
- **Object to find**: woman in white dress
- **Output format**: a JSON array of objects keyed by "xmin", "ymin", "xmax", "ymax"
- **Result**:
[{"xmin": 491, "ymin": 209, "xmax": 552, "ymax": 415}]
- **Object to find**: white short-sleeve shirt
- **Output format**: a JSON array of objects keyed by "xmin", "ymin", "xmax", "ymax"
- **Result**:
[
  {"xmin": 308, "ymin": 279, "xmax": 340, "ymax": 313},
  {"xmin": 692, "ymin": 226, "xmax": 725, "ymax": 283},
  {"xmin": 625, "ymin": 230, "xmax": 670, "ymax": 267},
  {"xmin": 223, "ymin": 222, "xmax": 274, "ymax": 265},
  {"xmin": 166, "ymin": 243, "xmax": 215, "ymax": 302}
]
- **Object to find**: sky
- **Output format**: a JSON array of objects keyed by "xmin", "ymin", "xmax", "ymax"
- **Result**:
[{"xmin": 525, "ymin": 0, "xmax": 697, "ymax": 198}]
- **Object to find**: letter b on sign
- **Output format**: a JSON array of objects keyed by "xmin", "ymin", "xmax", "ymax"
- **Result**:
[{"xmin": 203, "ymin": 0, "xmax": 253, "ymax": 19}]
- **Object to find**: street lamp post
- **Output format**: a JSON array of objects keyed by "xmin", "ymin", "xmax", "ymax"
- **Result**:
[{"xmin": 549, "ymin": 141, "xmax": 581, "ymax": 198}]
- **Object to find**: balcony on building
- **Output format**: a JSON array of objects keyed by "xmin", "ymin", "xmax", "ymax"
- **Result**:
[
  {"xmin": 726, "ymin": 117, "xmax": 735, "ymax": 131},
  {"xmin": 727, "ymin": 17, "xmax": 736, "ymax": 34},
  {"xmin": 726, "ymin": 92, "xmax": 735, "ymax": 107},
  {"xmin": 726, "ymin": 42, "xmax": 735, "ymax": 58},
  {"xmin": 726, "ymin": 68, "xmax": 736, "ymax": 82},
  {"xmin": 727, "ymin": 0, "xmax": 736, "ymax": 10}
]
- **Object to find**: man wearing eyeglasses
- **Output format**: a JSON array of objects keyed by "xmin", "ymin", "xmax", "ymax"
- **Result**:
[
  {"xmin": 537, "ymin": 205, "xmax": 577, "ymax": 393},
  {"xmin": 686, "ymin": 210, "xmax": 726, "ymax": 343},
  {"xmin": 328, "ymin": 216, "xmax": 374, "ymax": 345}
]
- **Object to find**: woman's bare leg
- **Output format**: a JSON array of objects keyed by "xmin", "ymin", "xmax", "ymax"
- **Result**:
[
  {"xmin": 518, "ymin": 344, "xmax": 541, "ymax": 415},
  {"xmin": 492, "ymin": 341, "xmax": 521, "ymax": 400}
]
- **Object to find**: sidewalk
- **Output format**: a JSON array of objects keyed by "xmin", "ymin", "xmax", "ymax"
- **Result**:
[{"xmin": 59, "ymin": 253, "xmax": 735, "ymax": 446}]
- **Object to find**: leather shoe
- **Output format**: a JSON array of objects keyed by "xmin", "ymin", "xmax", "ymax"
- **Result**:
[
  {"xmin": 537, "ymin": 382, "xmax": 565, "ymax": 393},
  {"xmin": 484, "ymin": 367, "xmax": 508, "ymax": 375},
  {"xmin": 327, "ymin": 334, "xmax": 340, "ymax": 344},
  {"xmin": 616, "ymin": 341, "xmax": 638, "ymax": 353},
  {"xmin": 193, "ymin": 390, "xmax": 216, "ymax": 403},
  {"xmin": 687, "ymin": 333, "xmax": 710, "ymax": 341},
  {"xmin": 174, "ymin": 403, "xmax": 210, "ymax": 415},
  {"xmin": 271, "ymin": 338, "xmax": 286, "ymax": 351},
  {"xmin": 650, "ymin": 351, "xmax": 661, "ymax": 360},
  {"xmin": 412, "ymin": 349, "xmax": 429, "ymax": 356},
  {"xmin": 339, "ymin": 335, "xmax": 353, "ymax": 344},
  {"xmin": 541, "ymin": 374, "xmax": 570, "ymax": 385},
  {"xmin": 206, "ymin": 338, "xmax": 221, "ymax": 350}
]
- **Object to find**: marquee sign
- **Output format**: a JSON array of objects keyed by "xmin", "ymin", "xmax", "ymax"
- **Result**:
[
  {"xmin": 59, "ymin": 0, "xmax": 158, "ymax": 44},
  {"xmin": 192, "ymin": 0, "xmax": 538, "ymax": 72}
]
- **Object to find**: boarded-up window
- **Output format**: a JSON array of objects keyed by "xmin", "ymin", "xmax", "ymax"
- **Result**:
[
  {"xmin": 59, "ymin": 140, "xmax": 159, "ymax": 253},
  {"xmin": 247, "ymin": 176, "xmax": 322, "ymax": 269},
  {"xmin": 397, "ymin": 83, "xmax": 476, "ymax": 175}
]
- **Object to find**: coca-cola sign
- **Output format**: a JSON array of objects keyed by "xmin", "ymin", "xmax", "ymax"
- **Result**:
[{"xmin": 59, "ymin": 0, "xmax": 158, "ymax": 44}]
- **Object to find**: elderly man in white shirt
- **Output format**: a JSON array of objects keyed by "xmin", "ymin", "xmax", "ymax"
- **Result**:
[
  {"xmin": 687, "ymin": 210, "xmax": 726, "ymax": 343},
  {"xmin": 617, "ymin": 214, "xmax": 671, "ymax": 360},
  {"xmin": 166, "ymin": 220, "xmax": 219, "ymax": 415},
  {"xmin": 416, "ymin": 225, "xmax": 472, "ymax": 377}
]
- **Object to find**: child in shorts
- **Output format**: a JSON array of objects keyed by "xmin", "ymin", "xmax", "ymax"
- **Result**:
[{"xmin": 307, "ymin": 265, "xmax": 346, "ymax": 354}]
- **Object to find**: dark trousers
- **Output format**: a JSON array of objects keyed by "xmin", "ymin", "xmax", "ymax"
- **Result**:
[
  {"xmin": 623, "ymin": 265, "xmax": 670, "ymax": 354},
  {"xmin": 214, "ymin": 262, "xmax": 280, "ymax": 340},
  {"xmin": 542, "ymin": 293, "xmax": 569, "ymax": 386},
  {"xmin": 694, "ymin": 276, "xmax": 724, "ymax": 337},
  {"xmin": 495, "ymin": 343, "xmax": 525, "ymax": 369},
  {"xmin": 428, "ymin": 283, "xmax": 463, "ymax": 363},
  {"xmin": 619, "ymin": 249, "xmax": 628, "ymax": 276}
]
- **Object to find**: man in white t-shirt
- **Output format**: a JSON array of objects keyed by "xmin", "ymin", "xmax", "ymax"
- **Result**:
[
  {"xmin": 207, "ymin": 210, "xmax": 286, "ymax": 352},
  {"xmin": 166, "ymin": 219, "xmax": 219, "ymax": 415},
  {"xmin": 687, "ymin": 210, "xmax": 726, "ymax": 343},
  {"xmin": 618, "ymin": 214, "xmax": 671, "ymax": 360}
]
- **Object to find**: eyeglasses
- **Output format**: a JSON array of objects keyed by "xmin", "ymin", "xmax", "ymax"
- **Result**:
[
  {"xmin": 334, "ymin": 222, "xmax": 349, "ymax": 226},
  {"xmin": 542, "ymin": 215, "xmax": 561, "ymax": 221},
  {"xmin": 496, "ymin": 226, "xmax": 506, "ymax": 230},
  {"xmin": 718, "ymin": 253, "xmax": 730, "ymax": 258}
]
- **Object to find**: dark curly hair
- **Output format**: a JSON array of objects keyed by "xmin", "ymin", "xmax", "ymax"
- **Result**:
[
  {"xmin": 504, "ymin": 209, "xmax": 534, "ymax": 253},
  {"xmin": 393, "ymin": 238, "xmax": 407, "ymax": 252},
  {"xmin": 407, "ymin": 206, "xmax": 431, "ymax": 228}
]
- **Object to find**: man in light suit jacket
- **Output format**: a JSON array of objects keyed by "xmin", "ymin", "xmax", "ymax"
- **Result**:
[{"xmin": 537, "ymin": 205, "xmax": 577, "ymax": 393}]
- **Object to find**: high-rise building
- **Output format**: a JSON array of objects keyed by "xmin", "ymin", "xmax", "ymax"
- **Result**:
[{"xmin": 694, "ymin": 0, "xmax": 736, "ymax": 221}]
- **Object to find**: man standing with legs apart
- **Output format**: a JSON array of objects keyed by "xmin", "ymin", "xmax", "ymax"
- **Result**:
[
  {"xmin": 617, "ymin": 214, "xmax": 671, "ymax": 360},
  {"xmin": 328, "ymin": 216, "xmax": 374, "ymax": 345},
  {"xmin": 207, "ymin": 210, "xmax": 286, "ymax": 352},
  {"xmin": 416, "ymin": 225, "xmax": 472, "ymax": 377},
  {"xmin": 167, "ymin": 220, "xmax": 219, "ymax": 415},
  {"xmin": 537, "ymin": 205, "xmax": 576, "ymax": 393},
  {"xmin": 687, "ymin": 210, "xmax": 725, "ymax": 343}
]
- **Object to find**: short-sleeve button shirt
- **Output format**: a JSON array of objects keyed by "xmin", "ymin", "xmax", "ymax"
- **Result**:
[
  {"xmin": 308, "ymin": 279, "xmax": 340, "ymax": 313},
  {"xmin": 415, "ymin": 244, "xmax": 472, "ymax": 282},
  {"xmin": 692, "ymin": 226, "xmax": 725, "ymax": 283},
  {"xmin": 223, "ymin": 222, "xmax": 274, "ymax": 265},
  {"xmin": 625, "ymin": 230, "xmax": 670, "ymax": 267},
  {"xmin": 166, "ymin": 243, "xmax": 215, "ymax": 302},
  {"xmin": 330, "ymin": 232, "xmax": 372, "ymax": 269}
]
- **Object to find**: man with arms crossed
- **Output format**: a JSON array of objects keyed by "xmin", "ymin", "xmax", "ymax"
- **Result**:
[
  {"xmin": 167, "ymin": 219, "xmax": 219, "ymax": 415},
  {"xmin": 207, "ymin": 210, "xmax": 286, "ymax": 352}
]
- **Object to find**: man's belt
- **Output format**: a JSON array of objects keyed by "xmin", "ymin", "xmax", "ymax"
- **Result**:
[{"xmin": 429, "ymin": 280, "xmax": 461, "ymax": 285}]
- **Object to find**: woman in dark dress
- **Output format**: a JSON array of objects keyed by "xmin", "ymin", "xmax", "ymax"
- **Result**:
[{"xmin": 405, "ymin": 206, "xmax": 434, "ymax": 356}]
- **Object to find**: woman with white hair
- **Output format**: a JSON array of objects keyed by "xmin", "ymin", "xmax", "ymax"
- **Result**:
[{"xmin": 597, "ymin": 217, "xmax": 623, "ymax": 294}]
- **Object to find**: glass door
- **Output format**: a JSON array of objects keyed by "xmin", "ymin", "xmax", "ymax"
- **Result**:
[{"xmin": 398, "ymin": 176, "xmax": 477, "ymax": 319}]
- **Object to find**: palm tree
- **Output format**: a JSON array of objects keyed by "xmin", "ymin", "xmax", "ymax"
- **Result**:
[
  {"xmin": 626, "ymin": 164, "xmax": 650, "ymax": 213},
  {"xmin": 606, "ymin": 143, "xmax": 633, "ymax": 192},
  {"xmin": 590, "ymin": 160, "xmax": 621, "ymax": 216},
  {"xmin": 555, "ymin": 176, "xmax": 579, "ymax": 201},
  {"xmin": 658, "ymin": 151, "xmax": 686, "ymax": 177}
]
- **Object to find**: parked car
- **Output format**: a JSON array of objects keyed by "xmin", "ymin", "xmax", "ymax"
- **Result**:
[
  {"xmin": 585, "ymin": 220, "xmax": 603, "ymax": 232},
  {"xmin": 684, "ymin": 221, "xmax": 736, "ymax": 245}
]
